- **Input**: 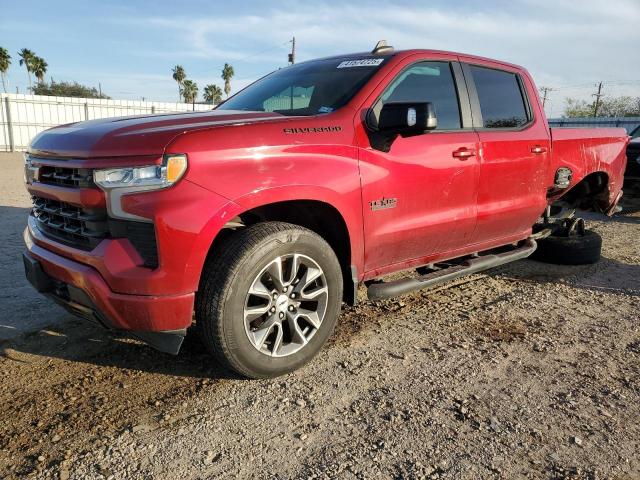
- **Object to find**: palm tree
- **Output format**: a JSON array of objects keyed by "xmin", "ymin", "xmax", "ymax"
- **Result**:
[
  {"xmin": 221, "ymin": 63, "xmax": 234, "ymax": 98},
  {"xmin": 203, "ymin": 84, "xmax": 223, "ymax": 105},
  {"xmin": 172, "ymin": 65, "xmax": 186, "ymax": 102},
  {"xmin": 32, "ymin": 56, "xmax": 48, "ymax": 84},
  {"xmin": 180, "ymin": 79, "xmax": 198, "ymax": 104},
  {"xmin": 18, "ymin": 48, "xmax": 35, "ymax": 91},
  {"xmin": 0, "ymin": 48, "xmax": 10, "ymax": 93}
]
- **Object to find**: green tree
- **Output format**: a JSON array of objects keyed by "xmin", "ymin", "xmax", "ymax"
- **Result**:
[
  {"xmin": 562, "ymin": 98, "xmax": 593, "ymax": 118},
  {"xmin": 203, "ymin": 84, "xmax": 223, "ymax": 104},
  {"xmin": 597, "ymin": 96, "xmax": 640, "ymax": 117},
  {"xmin": 180, "ymin": 79, "xmax": 198, "ymax": 103},
  {"xmin": 172, "ymin": 65, "xmax": 186, "ymax": 102},
  {"xmin": 563, "ymin": 96, "xmax": 640, "ymax": 118},
  {"xmin": 32, "ymin": 56, "xmax": 48, "ymax": 84},
  {"xmin": 32, "ymin": 80, "xmax": 110, "ymax": 99},
  {"xmin": 0, "ymin": 47, "xmax": 10, "ymax": 93},
  {"xmin": 221, "ymin": 63, "xmax": 234, "ymax": 98},
  {"xmin": 18, "ymin": 48, "xmax": 35, "ymax": 91}
]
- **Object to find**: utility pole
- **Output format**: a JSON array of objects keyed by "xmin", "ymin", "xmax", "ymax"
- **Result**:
[
  {"xmin": 288, "ymin": 37, "xmax": 296, "ymax": 65},
  {"xmin": 539, "ymin": 86, "xmax": 553, "ymax": 108},
  {"xmin": 592, "ymin": 82, "xmax": 604, "ymax": 117}
]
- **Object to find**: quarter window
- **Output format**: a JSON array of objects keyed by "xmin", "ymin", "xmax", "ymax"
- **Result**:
[
  {"xmin": 469, "ymin": 65, "xmax": 529, "ymax": 128},
  {"xmin": 381, "ymin": 61, "xmax": 462, "ymax": 130}
]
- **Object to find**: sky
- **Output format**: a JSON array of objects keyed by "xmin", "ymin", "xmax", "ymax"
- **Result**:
[{"xmin": 1, "ymin": 0, "xmax": 639, "ymax": 117}]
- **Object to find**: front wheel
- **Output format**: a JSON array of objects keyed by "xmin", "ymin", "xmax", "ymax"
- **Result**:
[{"xmin": 196, "ymin": 222, "xmax": 343, "ymax": 378}]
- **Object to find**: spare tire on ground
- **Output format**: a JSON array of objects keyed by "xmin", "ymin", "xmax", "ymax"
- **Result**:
[{"xmin": 530, "ymin": 229, "xmax": 602, "ymax": 265}]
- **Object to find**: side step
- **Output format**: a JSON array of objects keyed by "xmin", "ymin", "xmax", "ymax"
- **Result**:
[{"xmin": 367, "ymin": 239, "xmax": 537, "ymax": 300}]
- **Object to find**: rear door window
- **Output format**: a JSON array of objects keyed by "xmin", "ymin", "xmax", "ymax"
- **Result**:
[
  {"xmin": 469, "ymin": 65, "xmax": 529, "ymax": 128},
  {"xmin": 381, "ymin": 61, "xmax": 462, "ymax": 130}
]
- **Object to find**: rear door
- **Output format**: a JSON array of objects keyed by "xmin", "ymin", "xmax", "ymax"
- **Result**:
[
  {"xmin": 356, "ymin": 55, "xmax": 481, "ymax": 273},
  {"xmin": 462, "ymin": 62, "xmax": 551, "ymax": 244}
]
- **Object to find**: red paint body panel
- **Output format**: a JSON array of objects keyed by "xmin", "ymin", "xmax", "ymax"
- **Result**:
[
  {"xmin": 27, "ymin": 180, "xmax": 233, "ymax": 296},
  {"xmin": 28, "ymin": 182, "xmax": 106, "ymax": 209},
  {"xmin": 358, "ymin": 132, "xmax": 480, "ymax": 270},
  {"xmin": 548, "ymin": 128, "xmax": 628, "ymax": 206},
  {"xmin": 22, "ymin": 49, "xmax": 628, "ymax": 335},
  {"xmin": 353, "ymin": 52, "xmax": 482, "ymax": 272},
  {"xmin": 26, "ymin": 235, "xmax": 194, "ymax": 331},
  {"xmin": 468, "ymin": 59, "xmax": 552, "ymax": 244}
]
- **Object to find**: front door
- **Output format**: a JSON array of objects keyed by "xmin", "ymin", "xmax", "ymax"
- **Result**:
[{"xmin": 357, "ymin": 58, "xmax": 481, "ymax": 274}]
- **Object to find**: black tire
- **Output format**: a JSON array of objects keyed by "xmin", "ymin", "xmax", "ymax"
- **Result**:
[
  {"xmin": 195, "ymin": 222, "xmax": 343, "ymax": 379},
  {"xmin": 530, "ymin": 229, "xmax": 602, "ymax": 265}
]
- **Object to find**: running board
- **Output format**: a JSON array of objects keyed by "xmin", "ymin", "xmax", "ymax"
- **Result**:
[{"xmin": 367, "ymin": 239, "xmax": 537, "ymax": 301}]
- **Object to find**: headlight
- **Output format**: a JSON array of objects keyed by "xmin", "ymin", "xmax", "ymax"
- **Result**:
[
  {"xmin": 24, "ymin": 155, "xmax": 39, "ymax": 185},
  {"xmin": 94, "ymin": 154, "xmax": 187, "ymax": 190},
  {"xmin": 94, "ymin": 154, "xmax": 188, "ymax": 221}
]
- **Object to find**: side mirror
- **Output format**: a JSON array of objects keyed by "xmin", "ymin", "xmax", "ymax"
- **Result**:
[{"xmin": 376, "ymin": 102, "xmax": 437, "ymax": 136}]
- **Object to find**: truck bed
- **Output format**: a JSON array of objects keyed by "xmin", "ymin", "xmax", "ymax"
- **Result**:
[{"xmin": 549, "ymin": 127, "xmax": 628, "ymax": 212}]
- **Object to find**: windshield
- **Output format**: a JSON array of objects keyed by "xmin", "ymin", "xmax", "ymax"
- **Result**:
[
  {"xmin": 216, "ymin": 56, "xmax": 390, "ymax": 116},
  {"xmin": 631, "ymin": 125, "xmax": 640, "ymax": 138}
]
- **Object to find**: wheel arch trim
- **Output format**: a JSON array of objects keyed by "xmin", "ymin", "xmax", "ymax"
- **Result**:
[{"xmin": 187, "ymin": 186, "xmax": 365, "ymax": 298}]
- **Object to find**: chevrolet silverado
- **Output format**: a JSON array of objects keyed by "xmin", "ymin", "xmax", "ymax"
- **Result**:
[{"xmin": 23, "ymin": 44, "xmax": 628, "ymax": 378}]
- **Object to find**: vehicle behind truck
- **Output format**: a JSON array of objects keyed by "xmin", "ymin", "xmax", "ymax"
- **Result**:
[{"xmin": 23, "ymin": 43, "xmax": 628, "ymax": 378}]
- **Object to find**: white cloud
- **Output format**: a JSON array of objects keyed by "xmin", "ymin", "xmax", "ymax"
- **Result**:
[{"xmin": 98, "ymin": 1, "xmax": 640, "ymax": 111}]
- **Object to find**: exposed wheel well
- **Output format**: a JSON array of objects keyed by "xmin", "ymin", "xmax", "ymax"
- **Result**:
[
  {"xmin": 206, "ymin": 200, "xmax": 356, "ymax": 305},
  {"xmin": 555, "ymin": 171, "xmax": 610, "ymax": 212}
]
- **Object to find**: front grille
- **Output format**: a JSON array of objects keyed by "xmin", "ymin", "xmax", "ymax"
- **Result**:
[
  {"xmin": 32, "ymin": 197, "xmax": 109, "ymax": 250},
  {"xmin": 29, "ymin": 158, "xmax": 159, "ymax": 267},
  {"xmin": 38, "ymin": 165, "xmax": 94, "ymax": 188}
]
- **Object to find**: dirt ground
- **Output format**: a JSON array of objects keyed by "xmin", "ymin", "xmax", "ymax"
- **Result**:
[{"xmin": 0, "ymin": 152, "xmax": 638, "ymax": 479}]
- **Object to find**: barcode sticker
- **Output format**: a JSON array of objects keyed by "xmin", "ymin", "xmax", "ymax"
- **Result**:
[{"xmin": 337, "ymin": 59, "xmax": 384, "ymax": 68}]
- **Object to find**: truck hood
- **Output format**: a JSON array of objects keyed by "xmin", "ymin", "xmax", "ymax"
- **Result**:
[{"xmin": 28, "ymin": 110, "xmax": 284, "ymax": 159}]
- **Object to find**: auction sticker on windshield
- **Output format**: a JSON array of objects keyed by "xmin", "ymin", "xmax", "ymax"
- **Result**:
[{"xmin": 337, "ymin": 59, "xmax": 384, "ymax": 68}]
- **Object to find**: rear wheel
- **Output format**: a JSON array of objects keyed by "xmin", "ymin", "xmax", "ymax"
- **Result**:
[{"xmin": 196, "ymin": 222, "xmax": 343, "ymax": 378}]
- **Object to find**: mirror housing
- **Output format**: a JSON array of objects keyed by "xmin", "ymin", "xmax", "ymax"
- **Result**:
[{"xmin": 376, "ymin": 102, "xmax": 437, "ymax": 136}]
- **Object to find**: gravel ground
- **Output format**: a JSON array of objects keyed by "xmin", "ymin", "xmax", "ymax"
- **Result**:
[{"xmin": 0, "ymin": 152, "xmax": 638, "ymax": 479}]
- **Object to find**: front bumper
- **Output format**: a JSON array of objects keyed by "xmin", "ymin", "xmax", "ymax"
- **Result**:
[{"xmin": 23, "ymin": 227, "xmax": 194, "ymax": 354}]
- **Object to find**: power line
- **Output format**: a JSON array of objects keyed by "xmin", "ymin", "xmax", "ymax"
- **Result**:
[
  {"xmin": 542, "ymin": 80, "xmax": 640, "ymax": 90},
  {"xmin": 228, "ymin": 40, "xmax": 292, "ymax": 67},
  {"xmin": 187, "ymin": 40, "xmax": 292, "ymax": 76}
]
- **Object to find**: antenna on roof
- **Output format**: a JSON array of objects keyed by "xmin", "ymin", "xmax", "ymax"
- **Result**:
[{"xmin": 371, "ymin": 40, "xmax": 394, "ymax": 55}]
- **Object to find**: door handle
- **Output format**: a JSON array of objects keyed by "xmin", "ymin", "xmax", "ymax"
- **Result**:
[
  {"xmin": 452, "ymin": 148, "xmax": 475, "ymax": 160},
  {"xmin": 531, "ymin": 145, "xmax": 548, "ymax": 154}
]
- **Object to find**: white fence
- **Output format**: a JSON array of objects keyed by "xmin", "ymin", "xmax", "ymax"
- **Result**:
[{"xmin": 0, "ymin": 93, "xmax": 213, "ymax": 152}]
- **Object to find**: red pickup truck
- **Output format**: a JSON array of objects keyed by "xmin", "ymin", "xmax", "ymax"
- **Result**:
[{"xmin": 23, "ymin": 45, "xmax": 628, "ymax": 378}]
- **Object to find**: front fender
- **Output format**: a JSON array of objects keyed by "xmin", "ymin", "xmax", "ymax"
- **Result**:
[
  {"xmin": 188, "ymin": 184, "xmax": 365, "ymax": 289},
  {"xmin": 174, "ymin": 140, "xmax": 365, "ymax": 285}
]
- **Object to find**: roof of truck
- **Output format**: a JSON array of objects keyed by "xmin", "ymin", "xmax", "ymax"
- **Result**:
[{"xmin": 300, "ymin": 49, "xmax": 525, "ymax": 72}]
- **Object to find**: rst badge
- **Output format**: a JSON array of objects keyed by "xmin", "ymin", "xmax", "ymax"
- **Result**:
[{"xmin": 369, "ymin": 197, "xmax": 397, "ymax": 211}]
